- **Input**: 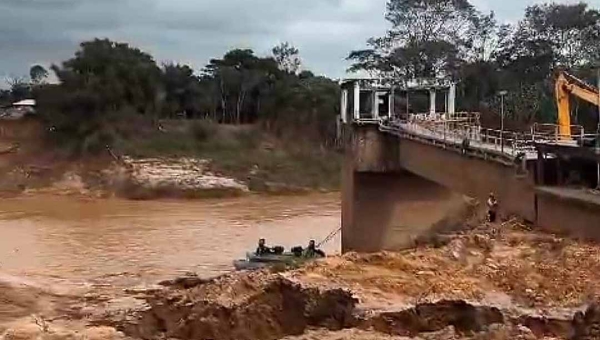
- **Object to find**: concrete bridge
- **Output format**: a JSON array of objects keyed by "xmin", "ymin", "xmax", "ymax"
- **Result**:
[{"xmin": 340, "ymin": 79, "xmax": 600, "ymax": 253}]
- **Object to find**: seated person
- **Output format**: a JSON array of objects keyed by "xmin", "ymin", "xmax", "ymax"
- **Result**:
[
  {"xmin": 255, "ymin": 238, "xmax": 271, "ymax": 256},
  {"xmin": 291, "ymin": 246, "xmax": 304, "ymax": 257},
  {"xmin": 303, "ymin": 240, "xmax": 326, "ymax": 258}
]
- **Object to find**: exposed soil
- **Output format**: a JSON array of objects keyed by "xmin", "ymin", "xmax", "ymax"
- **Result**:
[
  {"xmin": 4, "ymin": 219, "xmax": 600, "ymax": 339},
  {"xmin": 0, "ymin": 119, "xmax": 340, "ymax": 199},
  {"xmin": 115, "ymin": 274, "xmax": 356, "ymax": 340},
  {"xmin": 290, "ymin": 220, "xmax": 600, "ymax": 309}
]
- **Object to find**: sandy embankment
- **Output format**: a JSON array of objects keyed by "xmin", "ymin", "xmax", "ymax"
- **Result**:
[
  {"xmin": 20, "ymin": 157, "xmax": 249, "ymax": 199},
  {"xmin": 114, "ymin": 157, "xmax": 249, "ymax": 199}
]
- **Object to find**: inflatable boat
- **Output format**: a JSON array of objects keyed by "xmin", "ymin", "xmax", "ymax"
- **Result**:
[{"xmin": 233, "ymin": 252, "xmax": 299, "ymax": 270}]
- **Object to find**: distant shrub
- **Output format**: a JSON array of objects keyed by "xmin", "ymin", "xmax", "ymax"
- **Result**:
[
  {"xmin": 190, "ymin": 120, "xmax": 216, "ymax": 142},
  {"xmin": 235, "ymin": 128, "xmax": 260, "ymax": 149}
]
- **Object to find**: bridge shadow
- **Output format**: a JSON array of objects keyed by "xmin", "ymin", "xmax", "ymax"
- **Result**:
[{"xmin": 344, "ymin": 171, "xmax": 474, "ymax": 253}]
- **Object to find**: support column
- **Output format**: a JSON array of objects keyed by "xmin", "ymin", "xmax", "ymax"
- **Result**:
[
  {"xmin": 444, "ymin": 91, "xmax": 448, "ymax": 114},
  {"xmin": 536, "ymin": 150, "xmax": 545, "ymax": 185},
  {"xmin": 353, "ymin": 82, "xmax": 360, "ymax": 121},
  {"xmin": 372, "ymin": 91, "xmax": 379, "ymax": 120},
  {"xmin": 341, "ymin": 89, "xmax": 348, "ymax": 124},
  {"xmin": 429, "ymin": 89, "xmax": 436, "ymax": 116},
  {"xmin": 389, "ymin": 86, "xmax": 395, "ymax": 119},
  {"xmin": 448, "ymin": 83, "xmax": 456, "ymax": 116}
]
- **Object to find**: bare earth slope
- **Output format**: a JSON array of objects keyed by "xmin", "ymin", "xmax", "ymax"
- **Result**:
[{"xmin": 4, "ymin": 219, "xmax": 600, "ymax": 339}]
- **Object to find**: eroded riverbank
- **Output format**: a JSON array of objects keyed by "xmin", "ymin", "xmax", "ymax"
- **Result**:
[{"xmin": 4, "ymin": 217, "xmax": 600, "ymax": 339}]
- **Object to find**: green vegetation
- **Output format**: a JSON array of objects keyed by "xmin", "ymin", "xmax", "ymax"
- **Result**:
[
  {"xmin": 0, "ymin": 40, "xmax": 341, "ymax": 192},
  {"xmin": 118, "ymin": 121, "xmax": 341, "ymax": 191},
  {"xmin": 6, "ymin": 0, "xmax": 598, "ymax": 193},
  {"xmin": 24, "ymin": 40, "xmax": 339, "ymax": 157},
  {"xmin": 349, "ymin": 0, "xmax": 600, "ymax": 131}
]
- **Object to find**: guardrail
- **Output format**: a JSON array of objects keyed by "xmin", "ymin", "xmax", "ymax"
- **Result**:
[
  {"xmin": 407, "ymin": 112, "xmax": 480, "ymax": 125},
  {"xmin": 531, "ymin": 123, "xmax": 599, "ymax": 147},
  {"xmin": 395, "ymin": 113, "xmax": 533, "ymax": 157},
  {"xmin": 355, "ymin": 114, "xmax": 600, "ymax": 161}
]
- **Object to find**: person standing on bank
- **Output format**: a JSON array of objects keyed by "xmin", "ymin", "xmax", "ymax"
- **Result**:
[{"xmin": 487, "ymin": 193, "xmax": 498, "ymax": 223}]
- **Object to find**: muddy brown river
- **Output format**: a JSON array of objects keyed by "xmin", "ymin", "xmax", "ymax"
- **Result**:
[{"xmin": 0, "ymin": 193, "xmax": 340, "ymax": 289}]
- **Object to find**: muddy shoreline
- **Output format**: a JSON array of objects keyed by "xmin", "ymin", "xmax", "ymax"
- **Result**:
[{"xmin": 3, "ymin": 219, "xmax": 600, "ymax": 339}]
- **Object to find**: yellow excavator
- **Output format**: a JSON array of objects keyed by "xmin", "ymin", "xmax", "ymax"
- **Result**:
[{"xmin": 555, "ymin": 71, "xmax": 600, "ymax": 140}]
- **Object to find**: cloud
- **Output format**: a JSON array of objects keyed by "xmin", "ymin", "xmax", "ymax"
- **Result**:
[
  {"xmin": 1, "ymin": 0, "xmax": 600, "ymax": 86},
  {"xmin": 0, "ymin": 0, "xmax": 388, "ymax": 83}
]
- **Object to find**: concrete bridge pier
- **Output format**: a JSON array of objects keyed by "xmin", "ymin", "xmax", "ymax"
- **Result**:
[
  {"xmin": 342, "ymin": 125, "xmax": 473, "ymax": 252},
  {"xmin": 341, "ymin": 125, "xmax": 405, "ymax": 252}
]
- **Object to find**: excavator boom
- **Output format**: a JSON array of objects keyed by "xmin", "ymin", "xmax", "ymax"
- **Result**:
[{"xmin": 555, "ymin": 71, "xmax": 600, "ymax": 138}]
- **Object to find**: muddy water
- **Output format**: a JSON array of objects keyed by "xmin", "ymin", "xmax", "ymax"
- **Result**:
[{"xmin": 0, "ymin": 194, "xmax": 340, "ymax": 288}]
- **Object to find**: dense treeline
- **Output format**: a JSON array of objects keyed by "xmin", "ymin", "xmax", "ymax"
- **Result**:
[
  {"xmin": 4, "ymin": 0, "xmax": 600, "ymax": 155},
  {"xmin": 349, "ymin": 0, "xmax": 600, "ymax": 131},
  {"xmin": 2, "ymin": 40, "xmax": 339, "ymax": 153}
]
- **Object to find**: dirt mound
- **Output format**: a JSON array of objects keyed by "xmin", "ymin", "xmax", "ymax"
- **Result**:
[
  {"xmin": 118, "ymin": 275, "xmax": 357, "ymax": 340},
  {"xmin": 6, "ymin": 218, "xmax": 600, "ymax": 340},
  {"xmin": 365, "ymin": 300, "xmax": 503, "ymax": 336},
  {"xmin": 293, "ymin": 220, "xmax": 600, "ymax": 309},
  {"xmin": 572, "ymin": 303, "xmax": 600, "ymax": 339}
]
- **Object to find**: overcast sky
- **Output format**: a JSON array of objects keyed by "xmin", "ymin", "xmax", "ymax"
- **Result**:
[{"xmin": 1, "ymin": 0, "xmax": 600, "ymax": 84}]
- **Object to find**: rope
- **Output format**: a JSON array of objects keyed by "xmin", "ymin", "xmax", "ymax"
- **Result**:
[{"xmin": 317, "ymin": 226, "xmax": 341, "ymax": 248}]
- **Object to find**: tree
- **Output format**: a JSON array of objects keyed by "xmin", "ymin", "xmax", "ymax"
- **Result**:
[
  {"xmin": 347, "ymin": 39, "xmax": 393, "ymax": 77},
  {"xmin": 0, "ymin": 90, "xmax": 11, "ymax": 106},
  {"xmin": 389, "ymin": 40, "xmax": 461, "ymax": 79},
  {"xmin": 514, "ymin": 3, "xmax": 600, "ymax": 69},
  {"xmin": 162, "ymin": 63, "xmax": 202, "ymax": 118},
  {"xmin": 6, "ymin": 76, "xmax": 31, "ymax": 101},
  {"xmin": 272, "ymin": 42, "xmax": 302, "ymax": 74},
  {"xmin": 31, "ymin": 38, "xmax": 341, "ymax": 154},
  {"xmin": 349, "ymin": 0, "xmax": 487, "ymax": 79},
  {"xmin": 260, "ymin": 74, "xmax": 340, "ymax": 145},
  {"xmin": 30, "ymin": 65, "xmax": 49, "ymax": 85},
  {"xmin": 202, "ymin": 49, "xmax": 281, "ymax": 124},
  {"xmin": 37, "ymin": 39, "xmax": 163, "ymax": 153},
  {"xmin": 485, "ymin": 3, "xmax": 600, "ymax": 125},
  {"xmin": 385, "ymin": 0, "xmax": 476, "ymax": 46},
  {"xmin": 467, "ymin": 12, "xmax": 508, "ymax": 62}
]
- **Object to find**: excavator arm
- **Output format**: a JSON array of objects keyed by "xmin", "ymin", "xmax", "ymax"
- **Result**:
[{"xmin": 555, "ymin": 71, "xmax": 600, "ymax": 138}]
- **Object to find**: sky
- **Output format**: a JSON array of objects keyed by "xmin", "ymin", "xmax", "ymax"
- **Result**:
[{"xmin": 1, "ymin": 0, "xmax": 600, "ymax": 85}]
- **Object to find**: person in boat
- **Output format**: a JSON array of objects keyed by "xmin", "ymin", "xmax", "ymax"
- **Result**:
[
  {"xmin": 303, "ymin": 240, "xmax": 326, "ymax": 258},
  {"xmin": 255, "ymin": 238, "xmax": 272, "ymax": 256}
]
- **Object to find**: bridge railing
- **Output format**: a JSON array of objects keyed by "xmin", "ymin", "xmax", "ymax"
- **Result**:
[
  {"xmin": 389, "ymin": 114, "xmax": 535, "ymax": 157},
  {"xmin": 407, "ymin": 112, "xmax": 480, "ymax": 125},
  {"xmin": 530, "ymin": 123, "xmax": 599, "ymax": 147}
]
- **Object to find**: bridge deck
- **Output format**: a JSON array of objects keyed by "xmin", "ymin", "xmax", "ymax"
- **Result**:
[
  {"xmin": 395, "ymin": 122, "xmax": 538, "ymax": 160},
  {"xmin": 360, "ymin": 117, "xmax": 538, "ymax": 163},
  {"xmin": 537, "ymin": 186, "xmax": 600, "ymax": 205}
]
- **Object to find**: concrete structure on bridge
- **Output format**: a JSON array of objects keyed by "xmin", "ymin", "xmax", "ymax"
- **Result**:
[{"xmin": 341, "ymin": 78, "xmax": 600, "ymax": 253}]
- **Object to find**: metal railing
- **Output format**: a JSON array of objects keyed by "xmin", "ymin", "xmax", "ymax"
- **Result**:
[
  {"xmin": 407, "ymin": 112, "xmax": 480, "ymax": 125},
  {"xmin": 354, "ymin": 113, "xmax": 600, "ymax": 160},
  {"xmin": 391, "ymin": 113, "xmax": 534, "ymax": 157},
  {"xmin": 531, "ymin": 123, "xmax": 598, "ymax": 147}
]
